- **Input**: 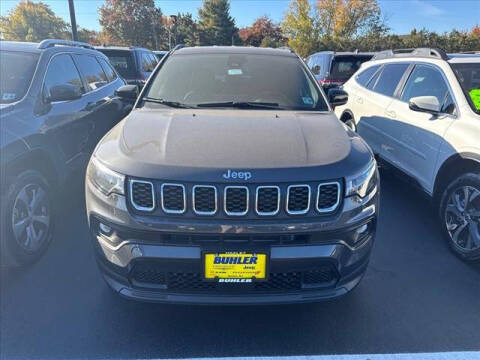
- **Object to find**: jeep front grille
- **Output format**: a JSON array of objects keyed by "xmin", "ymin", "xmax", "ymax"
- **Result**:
[
  {"xmin": 161, "ymin": 183, "xmax": 186, "ymax": 214},
  {"xmin": 130, "ymin": 180, "xmax": 155, "ymax": 211},
  {"xmin": 286, "ymin": 185, "xmax": 311, "ymax": 215},
  {"xmin": 317, "ymin": 182, "xmax": 341, "ymax": 212},
  {"xmin": 224, "ymin": 186, "xmax": 249, "ymax": 216},
  {"xmin": 128, "ymin": 179, "xmax": 342, "ymax": 217},
  {"xmin": 256, "ymin": 186, "xmax": 280, "ymax": 215},
  {"xmin": 193, "ymin": 185, "xmax": 217, "ymax": 215}
]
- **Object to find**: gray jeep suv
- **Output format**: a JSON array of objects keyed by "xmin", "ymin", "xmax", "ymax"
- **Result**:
[{"xmin": 86, "ymin": 46, "xmax": 379, "ymax": 304}]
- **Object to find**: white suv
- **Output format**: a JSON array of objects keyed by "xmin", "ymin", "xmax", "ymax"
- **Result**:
[{"xmin": 335, "ymin": 48, "xmax": 480, "ymax": 262}]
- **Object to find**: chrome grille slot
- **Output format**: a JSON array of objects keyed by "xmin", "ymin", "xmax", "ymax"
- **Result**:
[
  {"xmin": 130, "ymin": 180, "xmax": 155, "ymax": 211},
  {"xmin": 193, "ymin": 185, "xmax": 217, "ymax": 215},
  {"xmin": 286, "ymin": 185, "xmax": 311, "ymax": 215},
  {"xmin": 316, "ymin": 182, "xmax": 341, "ymax": 213},
  {"xmin": 161, "ymin": 183, "xmax": 186, "ymax": 214},
  {"xmin": 224, "ymin": 186, "xmax": 249, "ymax": 216},
  {"xmin": 256, "ymin": 186, "xmax": 280, "ymax": 215}
]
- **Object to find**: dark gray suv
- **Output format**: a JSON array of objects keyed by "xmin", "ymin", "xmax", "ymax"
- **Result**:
[{"xmin": 86, "ymin": 46, "xmax": 379, "ymax": 304}]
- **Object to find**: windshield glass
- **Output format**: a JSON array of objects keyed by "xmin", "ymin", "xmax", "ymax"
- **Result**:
[
  {"xmin": 329, "ymin": 55, "xmax": 373, "ymax": 81},
  {"xmin": 99, "ymin": 50, "xmax": 136, "ymax": 79},
  {"xmin": 451, "ymin": 62, "xmax": 480, "ymax": 114},
  {"xmin": 0, "ymin": 51, "xmax": 39, "ymax": 104},
  {"xmin": 145, "ymin": 53, "xmax": 328, "ymax": 110}
]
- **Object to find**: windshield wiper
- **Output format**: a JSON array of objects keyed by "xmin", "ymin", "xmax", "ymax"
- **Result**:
[
  {"xmin": 143, "ymin": 97, "xmax": 195, "ymax": 108},
  {"xmin": 196, "ymin": 101, "xmax": 283, "ymax": 109}
]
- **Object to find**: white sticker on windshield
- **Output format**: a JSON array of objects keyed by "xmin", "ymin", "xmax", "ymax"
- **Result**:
[
  {"xmin": 414, "ymin": 76, "xmax": 425, "ymax": 83},
  {"xmin": 302, "ymin": 96, "xmax": 313, "ymax": 105},
  {"xmin": 228, "ymin": 69, "xmax": 243, "ymax": 75},
  {"xmin": 2, "ymin": 93, "xmax": 16, "ymax": 101}
]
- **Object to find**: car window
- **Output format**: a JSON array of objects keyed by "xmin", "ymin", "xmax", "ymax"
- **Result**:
[
  {"xmin": 44, "ymin": 54, "xmax": 84, "ymax": 98},
  {"xmin": 356, "ymin": 65, "xmax": 380, "ymax": 87},
  {"xmin": 0, "ymin": 51, "xmax": 39, "ymax": 104},
  {"xmin": 146, "ymin": 53, "xmax": 328, "ymax": 111},
  {"xmin": 329, "ymin": 55, "xmax": 373, "ymax": 81},
  {"xmin": 401, "ymin": 65, "xmax": 451, "ymax": 112},
  {"xmin": 366, "ymin": 67, "xmax": 382, "ymax": 90},
  {"xmin": 74, "ymin": 54, "xmax": 108, "ymax": 91},
  {"xmin": 451, "ymin": 62, "xmax": 480, "ymax": 114},
  {"xmin": 140, "ymin": 52, "xmax": 154, "ymax": 72},
  {"xmin": 99, "ymin": 50, "xmax": 136, "ymax": 79},
  {"xmin": 98, "ymin": 57, "xmax": 117, "ymax": 82},
  {"xmin": 373, "ymin": 63, "xmax": 409, "ymax": 97}
]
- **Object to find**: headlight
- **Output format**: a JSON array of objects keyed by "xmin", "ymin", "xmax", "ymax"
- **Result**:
[
  {"xmin": 345, "ymin": 159, "xmax": 377, "ymax": 198},
  {"xmin": 87, "ymin": 156, "xmax": 125, "ymax": 196}
]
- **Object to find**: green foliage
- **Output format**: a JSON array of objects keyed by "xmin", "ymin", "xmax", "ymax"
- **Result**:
[
  {"xmin": 0, "ymin": 1, "xmax": 68, "ymax": 42},
  {"xmin": 281, "ymin": 0, "xmax": 319, "ymax": 57},
  {"xmin": 172, "ymin": 13, "xmax": 198, "ymax": 47},
  {"xmin": 197, "ymin": 0, "xmax": 239, "ymax": 46},
  {"xmin": 99, "ymin": 0, "xmax": 165, "ymax": 48}
]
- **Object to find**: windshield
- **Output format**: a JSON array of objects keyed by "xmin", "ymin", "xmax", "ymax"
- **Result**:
[
  {"xmin": 99, "ymin": 50, "xmax": 136, "ymax": 79},
  {"xmin": 145, "ymin": 53, "xmax": 328, "ymax": 111},
  {"xmin": 451, "ymin": 62, "xmax": 480, "ymax": 114},
  {"xmin": 329, "ymin": 55, "xmax": 373, "ymax": 81},
  {"xmin": 0, "ymin": 51, "xmax": 38, "ymax": 104}
]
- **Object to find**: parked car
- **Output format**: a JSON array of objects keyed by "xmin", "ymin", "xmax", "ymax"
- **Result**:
[
  {"xmin": 335, "ymin": 48, "xmax": 480, "ymax": 262},
  {"xmin": 306, "ymin": 51, "xmax": 374, "ymax": 90},
  {"xmin": 0, "ymin": 39, "xmax": 130, "ymax": 266},
  {"xmin": 153, "ymin": 50, "xmax": 168, "ymax": 61},
  {"xmin": 95, "ymin": 46, "xmax": 158, "ymax": 87},
  {"xmin": 86, "ymin": 45, "xmax": 379, "ymax": 305}
]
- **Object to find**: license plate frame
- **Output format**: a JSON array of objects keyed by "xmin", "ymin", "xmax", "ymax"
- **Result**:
[{"xmin": 203, "ymin": 251, "xmax": 269, "ymax": 282}]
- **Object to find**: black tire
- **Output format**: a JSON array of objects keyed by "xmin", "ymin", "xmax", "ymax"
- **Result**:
[
  {"xmin": 439, "ymin": 172, "xmax": 480, "ymax": 263},
  {"xmin": 341, "ymin": 113, "xmax": 357, "ymax": 132},
  {"xmin": 1, "ymin": 170, "xmax": 55, "ymax": 266}
]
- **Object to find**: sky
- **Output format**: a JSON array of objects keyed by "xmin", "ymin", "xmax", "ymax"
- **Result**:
[{"xmin": 1, "ymin": 0, "xmax": 479, "ymax": 34}]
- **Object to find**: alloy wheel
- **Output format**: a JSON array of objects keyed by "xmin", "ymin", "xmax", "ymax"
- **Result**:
[
  {"xmin": 11, "ymin": 183, "xmax": 50, "ymax": 253},
  {"xmin": 445, "ymin": 185, "xmax": 480, "ymax": 252}
]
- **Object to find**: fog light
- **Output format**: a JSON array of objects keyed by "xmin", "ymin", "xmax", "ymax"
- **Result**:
[{"xmin": 99, "ymin": 223, "xmax": 112, "ymax": 236}]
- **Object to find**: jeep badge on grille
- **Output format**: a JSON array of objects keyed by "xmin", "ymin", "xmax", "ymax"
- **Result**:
[{"xmin": 222, "ymin": 170, "xmax": 252, "ymax": 180}]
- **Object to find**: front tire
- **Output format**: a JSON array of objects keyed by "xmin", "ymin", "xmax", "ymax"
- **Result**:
[
  {"xmin": 439, "ymin": 173, "xmax": 480, "ymax": 263},
  {"xmin": 1, "ymin": 170, "xmax": 54, "ymax": 266}
]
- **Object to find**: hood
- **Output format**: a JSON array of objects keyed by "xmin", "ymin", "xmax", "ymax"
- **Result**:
[{"xmin": 95, "ymin": 108, "xmax": 373, "ymax": 182}]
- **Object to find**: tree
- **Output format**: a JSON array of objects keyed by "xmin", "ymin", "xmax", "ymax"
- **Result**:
[
  {"xmin": 99, "ymin": 0, "xmax": 165, "ymax": 48},
  {"xmin": 0, "ymin": 0, "xmax": 68, "ymax": 42},
  {"xmin": 239, "ymin": 16, "xmax": 285, "ymax": 47},
  {"xmin": 282, "ymin": 0, "xmax": 319, "ymax": 57},
  {"xmin": 315, "ymin": 0, "xmax": 387, "ymax": 39},
  {"xmin": 172, "ymin": 13, "xmax": 198, "ymax": 47},
  {"xmin": 197, "ymin": 0, "xmax": 239, "ymax": 45}
]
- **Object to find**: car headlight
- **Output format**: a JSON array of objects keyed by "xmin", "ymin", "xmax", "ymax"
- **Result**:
[
  {"xmin": 87, "ymin": 156, "xmax": 125, "ymax": 196},
  {"xmin": 345, "ymin": 159, "xmax": 377, "ymax": 198}
]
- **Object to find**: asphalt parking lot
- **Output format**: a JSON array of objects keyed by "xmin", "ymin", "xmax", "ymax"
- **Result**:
[{"xmin": 1, "ymin": 170, "xmax": 480, "ymax": 360}]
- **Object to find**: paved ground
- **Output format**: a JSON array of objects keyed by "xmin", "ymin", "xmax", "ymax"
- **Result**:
[{"xmin": 1, "ymin": 171, "xmax": 480, "ymax": 360}]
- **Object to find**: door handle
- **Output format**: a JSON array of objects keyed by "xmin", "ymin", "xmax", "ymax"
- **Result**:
[{"xmin": 386, "ymin": 110, "xmax": 396, "ymax": 118}]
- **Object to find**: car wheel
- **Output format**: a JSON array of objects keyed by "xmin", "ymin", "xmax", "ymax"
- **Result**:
[
  {"xmin": 341, "ymin": 114, "xmax": 357, "ymax": 132},
  {"xmin": 1, "ymin": 170, "xmax": 54, "ymax": 266},
  {"xmin": 439, "ymin": 173, "xmax": 480, "ymax": 263}
]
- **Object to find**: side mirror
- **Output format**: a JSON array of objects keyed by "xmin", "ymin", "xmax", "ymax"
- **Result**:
[
  {"xmin": 115, "ymin": 85, "xmax": 139, "ymax": 102},
  {"xmin": 328, "ymin": 88, "xmax": 348, "ymax": 107},
  {"xmin": 409, "ymin": 96, "xmax": 441, "ymax": 115},
  {"xmin": 47, "ymin": 84, "xmax": 82, "ymax": 102},
  {"xmin": 312, "ymin": 64, "xmax": 321, "ymax": 75}
]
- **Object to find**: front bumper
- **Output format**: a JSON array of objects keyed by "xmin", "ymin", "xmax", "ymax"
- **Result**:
[{"xmin": 86, "ymin": 179, "xmax": 379, "ymax": 305}]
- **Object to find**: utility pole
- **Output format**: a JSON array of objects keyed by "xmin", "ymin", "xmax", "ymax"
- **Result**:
[{"xmin": 68, "ymin": 0, "xmax": 78, "ymax": 41}]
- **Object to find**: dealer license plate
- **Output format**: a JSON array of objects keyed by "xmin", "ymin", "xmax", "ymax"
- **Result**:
[{"xmin": 204, "ymin": 252, "xmax": 267, "ymax": 281}]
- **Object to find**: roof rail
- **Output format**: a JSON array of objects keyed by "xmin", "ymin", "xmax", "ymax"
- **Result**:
[
  {"xmin": 372, "ymin": 48, "xmax": 448, "ymax": 61},
  {"xmin": 38, "ymin": 39, "xmax": 94, "ymax": 50}
]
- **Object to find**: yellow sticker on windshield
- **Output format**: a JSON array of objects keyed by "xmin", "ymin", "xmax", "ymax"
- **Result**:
[{"xmin": 469, "ymin": 89, "xmax": 480, "ymax": 110}]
